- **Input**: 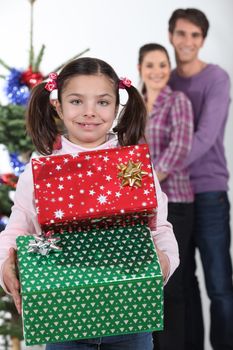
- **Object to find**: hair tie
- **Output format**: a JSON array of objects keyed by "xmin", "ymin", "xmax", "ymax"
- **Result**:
[
  {"xmin": 119, "ymin": 77, "xmax": 132, "ymax": 89},
  {"xmin": 45, "ymin": 72, "xmax": 58, "ymax": 92}
]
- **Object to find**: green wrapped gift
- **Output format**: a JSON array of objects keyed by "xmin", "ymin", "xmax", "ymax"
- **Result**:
[{"xmin": 16, "ymin": 225, "xmax": 163, "ymax": 345}]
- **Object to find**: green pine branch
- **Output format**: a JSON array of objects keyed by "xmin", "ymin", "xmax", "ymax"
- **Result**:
[
  {"xmin": 33, "ymin": 44, "xmax": 45, "ymax": 72},
  {"xmin": 0, "ymin": 288, "xmax": 23, "ymax": 340},
  {"xmin": 0, "ymin": 104, "xmax": 34, "ymax": 154},
  {"xmin": 0, "ymin": 58, "xmax": 11, "ymax": 71}
]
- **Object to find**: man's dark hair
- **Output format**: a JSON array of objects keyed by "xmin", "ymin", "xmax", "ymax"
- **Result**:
[{"xmin": 169, "ymin": 8, "xmax": 209, "ymax": 38}]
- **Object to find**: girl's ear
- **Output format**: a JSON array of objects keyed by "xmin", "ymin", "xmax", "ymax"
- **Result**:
[
  {"xmin": 55, "ymin": 101, "xmax": 63, "ymax": 120},
  {"xmin": 50, "ymin": 99, "xmax": 58, "ymax": 109}
]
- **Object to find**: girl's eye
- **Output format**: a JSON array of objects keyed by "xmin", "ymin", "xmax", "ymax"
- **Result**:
[
  {"xmin": 71, "ymin": 99, "xmax": 82, "ymax": 105},
  {"xmin": 99, "ymin": 100, "xmax": 109, "ymax": 106}
]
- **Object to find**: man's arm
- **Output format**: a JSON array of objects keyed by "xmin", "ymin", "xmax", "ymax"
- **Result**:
[{"xmin": 184, "ymin": 74, "xmax": 230, "ymax": 167}]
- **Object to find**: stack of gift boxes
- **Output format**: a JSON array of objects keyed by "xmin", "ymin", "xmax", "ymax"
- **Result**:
[{"xmin": 16, "ymin": 144, "xmax": 164, "ymax": 346}]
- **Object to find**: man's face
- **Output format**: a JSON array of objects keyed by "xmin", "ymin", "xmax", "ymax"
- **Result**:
[{"xmin": 169, "ymin": 18, "xmax": 205, "ymax": 64}]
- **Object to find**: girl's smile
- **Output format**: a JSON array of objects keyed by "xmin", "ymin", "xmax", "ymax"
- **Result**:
[{"xmin": 56, "ymin": 74, "xmax": 117, "ymax": 148}]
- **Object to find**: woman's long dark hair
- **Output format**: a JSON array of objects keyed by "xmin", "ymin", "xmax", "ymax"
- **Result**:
[{"xmin": 26, "ymin": 57, "xmax": 147, "ymax": 155}]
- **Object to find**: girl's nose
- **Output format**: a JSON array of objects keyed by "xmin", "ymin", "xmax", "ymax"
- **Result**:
[
  {"xmin": 83, "ymin": 104, "xmax": 96, "ymax": 118},
  {"xmin": 83, "ymin": 112, "xmax": 95, "ymax": 118}
]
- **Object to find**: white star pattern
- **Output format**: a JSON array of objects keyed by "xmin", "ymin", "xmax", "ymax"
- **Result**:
[
  {"xmin": 32, "ymin": 144, "xmax": 157, "ymax": 227},
  {"xmin": 54, "ymin": 209, "xmax": 64, "ymax": 219},
  {"xmin": 97, "ymin": 195, "xmax": 108, "ymax": 204}
]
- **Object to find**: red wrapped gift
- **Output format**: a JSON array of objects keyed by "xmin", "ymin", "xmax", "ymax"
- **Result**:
[{"xmin": 32, "ymin": 144, "xmax": 157, "ymax": 234}]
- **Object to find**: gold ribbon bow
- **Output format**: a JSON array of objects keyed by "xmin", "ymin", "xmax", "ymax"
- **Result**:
[{"xmin": 117, "ymin": 161, "xmax": 148, "ymax": 188}]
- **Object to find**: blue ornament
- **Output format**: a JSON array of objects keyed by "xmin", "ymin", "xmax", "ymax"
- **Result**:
[
  {"xmin": 10, "ymin": 152, "xmax": 27, "ymax": 176},
  {"xmin": 0, "ymin": 216, "xmax": 8, "ymax": 232},
  {"xmin": 4, "ymin": 68, "xmax": 30, "ymax": 105}
]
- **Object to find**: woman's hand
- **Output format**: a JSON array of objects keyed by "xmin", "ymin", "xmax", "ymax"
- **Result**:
[
  {"xmin": 155, "ymin": 246, "xmax": 170, "ymax": 282},
  {"xmin": 3, "ymin": 248, "xmax": 21, "ymax": 314}
]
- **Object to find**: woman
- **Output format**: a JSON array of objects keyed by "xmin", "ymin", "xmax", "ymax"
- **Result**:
[{"xmin": 138, "ymin": 43, "xmax": 194, "ymax": 350}]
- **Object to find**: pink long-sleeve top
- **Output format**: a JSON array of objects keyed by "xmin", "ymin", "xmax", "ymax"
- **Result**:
[{"xmin": 0, "ymin": 135, "xmax": 179, "ymax": 292}]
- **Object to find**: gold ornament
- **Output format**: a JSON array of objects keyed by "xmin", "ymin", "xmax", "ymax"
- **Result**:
[{"xmin": 117, "ymin": 160, "xmax": 148, "ymax": 188}]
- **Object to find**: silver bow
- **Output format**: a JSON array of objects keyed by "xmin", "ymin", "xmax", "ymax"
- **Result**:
[{"xmin": 28, "ymin": 236, "xmax": 62, "ymax": 255}]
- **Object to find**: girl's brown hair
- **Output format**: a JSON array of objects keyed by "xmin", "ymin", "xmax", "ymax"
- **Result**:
[{"xmin": 26, "ymin": 57, "xmax": 147, "ymax": 155}]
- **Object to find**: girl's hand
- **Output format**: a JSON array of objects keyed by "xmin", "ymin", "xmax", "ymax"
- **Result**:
[
  {"xmin": 155, "ymin": 246, "xmax": 170, "ymax": 282},
  {"xmin": 3, "ymin": 248, "xmax": 21, "ymax": 314}
]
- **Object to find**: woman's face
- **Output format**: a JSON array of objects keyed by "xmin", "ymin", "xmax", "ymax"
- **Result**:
[{"xmin": 139, "ymin": 50, "xmax": 171, "ymax": 93}]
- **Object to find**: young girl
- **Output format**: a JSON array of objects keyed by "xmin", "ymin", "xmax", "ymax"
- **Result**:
[
  {"xmin": 138, "ymin": 44, "xmax": 194, "ymax": 350},
  {"xmin": 0, "ymin": 57, "xmax": 179, "ymax": 350}
]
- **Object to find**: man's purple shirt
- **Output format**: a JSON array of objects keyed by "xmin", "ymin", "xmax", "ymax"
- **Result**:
[{"xmin": 170, "ymin": 64, "xmax": 230, "ymax": 193}]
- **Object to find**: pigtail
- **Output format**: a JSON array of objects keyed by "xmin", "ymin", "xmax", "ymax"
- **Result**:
[
  {"xmin": 26, "ymin": 83, "xmax": 59, "ymax": 155},
  {"xmin": 113, "ymin": 85, "xmax": 147, "ymax": 146}
]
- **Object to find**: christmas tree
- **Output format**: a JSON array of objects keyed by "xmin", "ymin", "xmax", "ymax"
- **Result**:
[{"xmin": 0, "ymin": 1, "xmax": 89, "ymax": 349}]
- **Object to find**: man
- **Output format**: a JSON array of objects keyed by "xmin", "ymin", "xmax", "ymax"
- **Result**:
[{"xmin": 168, "ymin": 8, "xmax": 233, "ymax": 350}]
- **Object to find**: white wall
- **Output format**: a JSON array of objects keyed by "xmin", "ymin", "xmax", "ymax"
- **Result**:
[{"xmin": 1, "ymin": 1, "xmax": 233, "ymax": 349}]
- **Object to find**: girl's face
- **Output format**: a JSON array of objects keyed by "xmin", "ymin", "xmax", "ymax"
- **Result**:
[
  {"xmin": 139, "ymin": 50, "xmax": 171, "ymax": 93},
  {"xmin": 56, "ymin": 74, "xmax": 117, "ymax": 148}
]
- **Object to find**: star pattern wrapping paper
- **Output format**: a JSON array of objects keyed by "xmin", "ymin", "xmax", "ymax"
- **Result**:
[{"xmin": 32, "ymin": 144, "xmax": 157, "ymax": 232}]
